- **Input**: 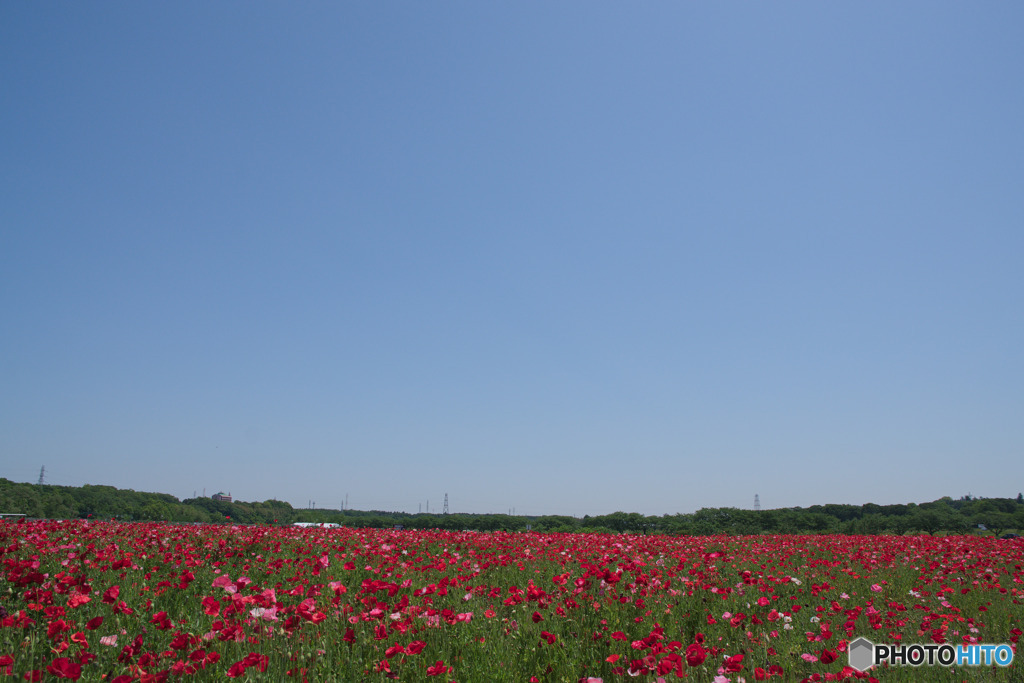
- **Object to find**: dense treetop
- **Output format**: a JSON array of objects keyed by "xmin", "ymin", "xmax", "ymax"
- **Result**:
[{"xmin": 1, "ymin": 478, "xmax": 1021, "ymax": 536}]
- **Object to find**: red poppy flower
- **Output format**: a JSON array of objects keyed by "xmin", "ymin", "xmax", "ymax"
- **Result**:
[
  {"xmin": 67, "ymin": 594, "xmax": 90, "ymax": 609},
  {"xmin": 202, "ymin": 596, "xmax": 220, "ymax": 616},
  {"xmin": 46, "ymin": 658, "xmax": 81, "ymax": 680},
  {"xmin": 149, "ymin": 612, "xmax": 172, "ymax": 630}
]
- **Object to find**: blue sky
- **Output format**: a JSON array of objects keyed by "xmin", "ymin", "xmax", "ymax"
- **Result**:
[{"xmin": 2, "ymin": 2, "xmax": 1022, "ymax": 517}]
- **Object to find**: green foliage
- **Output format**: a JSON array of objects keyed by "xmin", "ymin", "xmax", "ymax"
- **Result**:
[{"xmin": 1, "ymin": 478, "xmax": 1021, "ymax": 536}]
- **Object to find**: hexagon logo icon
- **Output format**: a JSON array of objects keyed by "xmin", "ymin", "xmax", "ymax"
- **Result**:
[{"xmin": 848, "ymin": 637, "xmax": 875, "ymax": 672}]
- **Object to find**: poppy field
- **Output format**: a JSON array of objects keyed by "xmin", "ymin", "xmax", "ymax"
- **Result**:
[{"xmin": 1, "ymin": 521, "xmax": 1022, "ymax": 682}]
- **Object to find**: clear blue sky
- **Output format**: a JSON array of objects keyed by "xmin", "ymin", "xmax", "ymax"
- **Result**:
[{"xmin": 2, "ymin": 3, "xmax": 1022, "ymax": 517}]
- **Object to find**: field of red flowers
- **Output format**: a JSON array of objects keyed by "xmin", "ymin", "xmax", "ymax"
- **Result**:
[{"xmin": 1, "ymin": 521, "xmax": 1021, "ymax": 682}]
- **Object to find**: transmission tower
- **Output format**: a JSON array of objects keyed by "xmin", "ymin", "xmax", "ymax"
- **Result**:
[
  {"xmin": 754, "ymin": 494, "xmax": 761, "ymax": 511},
  {"xmin": 442, "ymin": 493, "xmax": 449, "ymax": 515},
  {"xmin": 37, "ymin": 466, "xmax": 45, "ymax": 486}
]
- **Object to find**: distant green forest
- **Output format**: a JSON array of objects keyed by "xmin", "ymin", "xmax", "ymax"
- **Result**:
[{"xmin": 1, "ymin": 478, "xmax": 1022, "ymax": 536}]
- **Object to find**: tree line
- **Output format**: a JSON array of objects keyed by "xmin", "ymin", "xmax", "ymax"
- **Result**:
[{"xmin": 1, "ymin": 478, "xmax": 1022, "ymax": 536}]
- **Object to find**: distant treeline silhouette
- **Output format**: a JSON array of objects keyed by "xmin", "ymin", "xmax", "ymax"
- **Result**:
[{"xmin": 1, "ymin": 478, "xmax": 1022, "ymax": 536}]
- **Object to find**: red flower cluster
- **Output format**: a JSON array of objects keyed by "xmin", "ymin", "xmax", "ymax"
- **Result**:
[{"xmin": 1, "ymin": 520, "xmax": 1021, "ymax": 681}]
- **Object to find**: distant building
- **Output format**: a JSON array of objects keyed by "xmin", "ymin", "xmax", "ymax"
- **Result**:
[{"xmin": 212, "ymin": 492, "xmax": 232, "ymax": 503}]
